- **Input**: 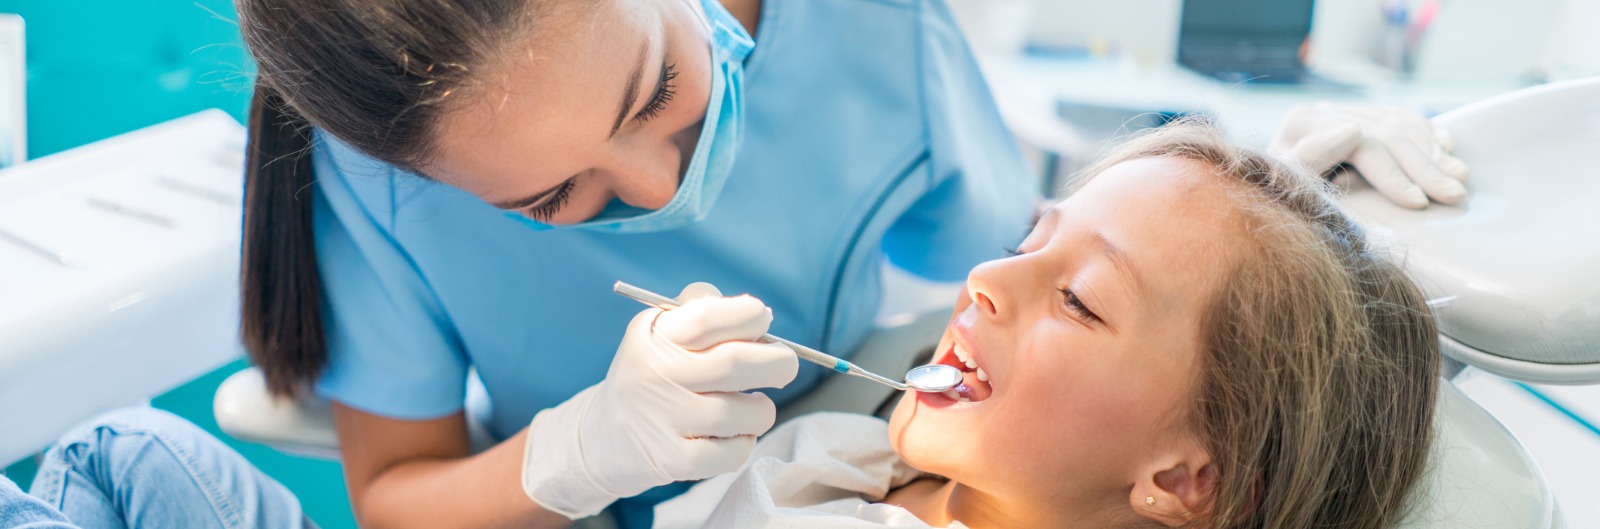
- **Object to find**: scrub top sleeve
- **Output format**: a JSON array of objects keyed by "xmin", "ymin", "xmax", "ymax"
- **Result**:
[
  {"xmin": 309, "ymin": 138, "xmax": 469, "ymax": 420},
  {"xmin": 883, "ymin": 0, "xmax": 1039, "ymax": 282}
]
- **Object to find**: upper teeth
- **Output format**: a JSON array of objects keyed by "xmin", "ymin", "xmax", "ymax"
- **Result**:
[
  {"xmin": 953, "ymin": 342, "xmax": 973, "ymax": 365},
  {"xmin": 949, "ymin": 342, "xmax": 993, "ymax": 389}
]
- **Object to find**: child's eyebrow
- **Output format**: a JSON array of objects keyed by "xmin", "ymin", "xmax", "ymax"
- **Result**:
[{"xmin": 1090, "ymin": 231, "xmax": 1145, "ymax": 299}]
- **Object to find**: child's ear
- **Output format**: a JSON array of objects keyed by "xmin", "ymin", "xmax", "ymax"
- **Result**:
[{"xmin": 1128, "ymin": 440, "xmax": 1216, "ymax": 527}]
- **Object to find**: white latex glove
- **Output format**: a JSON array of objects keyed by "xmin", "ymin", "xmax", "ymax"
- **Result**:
[
  {"xmin": 1273, "ymin": 102, "xmax": 1471, "ymax": 208},
  {"xmin": 520, "ymin": 283, "xmax": 798, "ymax": 519}
]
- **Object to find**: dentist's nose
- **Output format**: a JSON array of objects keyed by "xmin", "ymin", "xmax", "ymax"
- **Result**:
[{"xmin": 595, "ymin": 139, "xmax": 690, "ymax": 211}]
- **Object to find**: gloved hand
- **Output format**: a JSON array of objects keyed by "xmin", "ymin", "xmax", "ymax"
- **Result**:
[
  {"xmin": 520, "ymin": 283, "xmax": 798, "ymax": 519},
  {"xmin": 1272, "ymin": 102, "xmax": 1471, "ymax": 208}
]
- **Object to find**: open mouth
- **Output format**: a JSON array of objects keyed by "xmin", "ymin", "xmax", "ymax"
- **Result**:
[{"xmin": 930, "ymin": 339, "xmax": 995, "ymax": 403}]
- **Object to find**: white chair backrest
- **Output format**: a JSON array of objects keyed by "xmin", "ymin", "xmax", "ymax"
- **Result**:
[
  {"xmin": 1398, "ymin": 381, "xmax": 1562, "ymax": 528},
  {"xmin": 1342, "ymin": 77, "xmax": 1600, "ymax": 384}
]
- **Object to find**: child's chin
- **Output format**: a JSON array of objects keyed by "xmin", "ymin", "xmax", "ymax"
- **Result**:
[{"xmin": 888, "ymin": 414, "xmax": 963, "ymax": 472}]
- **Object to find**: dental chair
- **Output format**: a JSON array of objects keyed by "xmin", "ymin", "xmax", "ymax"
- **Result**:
[{"xmin": 214, "ymin": 77, "xmax": 1600, "ymax": 528}]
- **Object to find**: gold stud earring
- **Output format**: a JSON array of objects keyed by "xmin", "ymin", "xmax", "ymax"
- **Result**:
[{"xmin": 1145, "ymin": 496, "xmax": 1156, "ymax": 506}]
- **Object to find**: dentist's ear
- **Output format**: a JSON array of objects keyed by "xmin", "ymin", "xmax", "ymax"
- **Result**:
[{"xmin": 1129, "ymin": 440, "xmax": 1217, "ymax": 527}]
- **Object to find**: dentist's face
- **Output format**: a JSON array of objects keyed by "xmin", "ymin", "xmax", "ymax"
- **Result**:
[
  {"xmin": 425, "ymin": 0, "xmax": 716, "ymax": 224},
  {"xmin": 887, "ymin": 157, "xmax": 1249, "ymax": 510}
]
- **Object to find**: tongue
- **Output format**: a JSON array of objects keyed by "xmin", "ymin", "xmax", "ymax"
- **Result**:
[{"xmin": 955, "ymin": 369, "xmax": 994, "ymax": 401}]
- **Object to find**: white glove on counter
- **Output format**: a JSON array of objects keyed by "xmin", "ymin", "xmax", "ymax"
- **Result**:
[
  {"xmin": 520, "ymin": 283, "xmax": 799, "ymax": 519},
  {"xmin": 1273, "ymin": 102, "xmax": 1471, "ymax": 208}
]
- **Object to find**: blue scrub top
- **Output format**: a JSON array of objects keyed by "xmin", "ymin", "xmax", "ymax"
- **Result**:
[{"xmin": 309, "ymin": 0, "xmax": 1034, "ymax": 523}]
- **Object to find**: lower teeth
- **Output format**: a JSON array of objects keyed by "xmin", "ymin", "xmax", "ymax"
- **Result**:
[{"xmin": 940, "ymin": 389, "xmax": 974, "ymax": 403}]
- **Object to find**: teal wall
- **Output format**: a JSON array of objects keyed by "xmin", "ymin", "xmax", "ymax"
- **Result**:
[
  {"xmin": 0, "ymin": 0, "xmax": 250, "ymax": 158},
  {"xmin": 0, "ymin": 2, "xmax": 355, "ymax": 527}
]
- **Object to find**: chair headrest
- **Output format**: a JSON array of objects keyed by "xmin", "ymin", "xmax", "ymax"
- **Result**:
[
  {"xmin": 1397, "ymin": 381, "xmax": 1561, "ymax": 528},
  {"xmin": 1342, "ymin": 77, "xmax": 1600, "ymax": 384}
]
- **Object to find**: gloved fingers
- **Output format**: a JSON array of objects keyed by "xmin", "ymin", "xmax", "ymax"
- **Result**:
[
  {"xmin": 1272, "ymin": 102, "xmax": 1338, "ymax": 151},
  {"xmin": 1416, "ymin": 121, "xmax": 1468, "ymax": 181},
  {"xmin": 1424, "ymin": 129, "xmax": 1469, "ymax": 182},
  {"xmin": 655, "ymin": 295, "xmax": 774, "ymax": 351},
  {"xmin": 624, "ymin": 306, "xmax": 668, "ymax": 343},
  {"xmin": 1348, "ymin": 140, "xmax": 1429, "ymax": 209},
  {"xmin": 1436, "ymin": 153, "xmax": 1470, "ymax": 182},
  {"xmin": 1287, "ymin": 122, "xmax": 1361, "ymax": 176},
  {"xmin": 1341, "ymin": 106, "xmax": 1444, "ymax": 146},
  {"xmin": 1271, "ymin": 105, "xmax": 1313, "ymax": 151},
  {"xmin": 1432, "ymin": 123, "xmax": 1456, "ymax": 152},
  {"xmin": 1386, "ymin": 138, "xmax": 1467, "ymax": 205},
  {"xmin": 673, "ymin": 282, "xmax": 723, "ymax": 303},
  {"xmin": 675, "ymin": 392, "xmax": 777, "ymax": 439},
  {"xmin": 668, "ymin": 340, "xmax": 798, "ymax": 392},
  {"xmin": 667, "ymin": 435, "xmax": 756, "ymax": 480}
]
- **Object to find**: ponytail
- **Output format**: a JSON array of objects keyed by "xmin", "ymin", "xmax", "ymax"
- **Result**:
[
  {"xmin": 235, "ymin": 0, "xmax": 529, "ymax": 397},
  {"xmin": 241, "ymin": 82, "xmax": 326, "ymax": 399}
]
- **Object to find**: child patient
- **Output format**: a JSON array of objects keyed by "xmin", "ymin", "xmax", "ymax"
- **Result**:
[{"xmin": 654, "ymin": 120, "xmax": 1441, "ymax": 529}]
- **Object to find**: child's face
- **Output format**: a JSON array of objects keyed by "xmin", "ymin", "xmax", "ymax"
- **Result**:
[{"xmin": 888, "ymin": 156, "xmax": 1251, "ymax": 510}]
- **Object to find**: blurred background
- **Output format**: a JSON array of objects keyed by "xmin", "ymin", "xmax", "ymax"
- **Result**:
[{"xmin": 1, "ymin": 1, "xmax": 1596, "ymax": 528}]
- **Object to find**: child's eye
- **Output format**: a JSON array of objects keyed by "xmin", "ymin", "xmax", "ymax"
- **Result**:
[{"xmin": 1060, "ymin": 289, "xmax": 1101, "ymax": 323}]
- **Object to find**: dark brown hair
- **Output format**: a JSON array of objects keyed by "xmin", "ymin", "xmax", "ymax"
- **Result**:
[
  {"xmin": 237, "ymin": 0, "xmax": 532, "ymax": 397},
  {"xmin": 1078, "ymin": 120, "xmax": 1440, "ymax": 529}
]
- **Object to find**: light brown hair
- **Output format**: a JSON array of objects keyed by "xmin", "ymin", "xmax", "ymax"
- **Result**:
[{"xmin": 1075, "ymin": 119, "xmax": 1439, "ymax": 529}]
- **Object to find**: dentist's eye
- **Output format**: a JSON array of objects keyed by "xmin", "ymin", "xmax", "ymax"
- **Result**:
[
  {"xmin": 525, "ymin": 179, "xmax": 576, "ymax": 221},
  {"xmin": 636, "ymin": 63, "xmax": 678, "ymax": 123},
  {"xmin": 1060, "ymin": 289, "xmax": 1100, "ymax": 323}
]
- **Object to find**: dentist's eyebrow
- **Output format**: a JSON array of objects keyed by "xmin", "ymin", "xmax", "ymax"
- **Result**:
[
  {"xmin": 491, "ymin": 176, "xmax": 576, "ymax": 210},
  {"xmin": 610, "ymin": 38, "xmax": 650, "ymax": 137}
]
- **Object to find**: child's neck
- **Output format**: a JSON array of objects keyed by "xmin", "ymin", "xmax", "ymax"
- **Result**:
[
  {"xmin": 884, "ymin": 478, "xmax": 1031, "ymax": 529},
  {"xmin": 883, "ymin": 477, "xmax": 953, "ymax": 525}
]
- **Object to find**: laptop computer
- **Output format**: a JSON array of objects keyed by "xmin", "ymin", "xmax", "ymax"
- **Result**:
[{"xmin": 1177, "ymin": 0, "xmax": 1317, "ymax": 84}]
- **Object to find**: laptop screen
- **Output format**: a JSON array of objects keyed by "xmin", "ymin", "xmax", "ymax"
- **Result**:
[{"xmin": 1180, "ymin": 0, "xmax": 1314, "ymax": 39}]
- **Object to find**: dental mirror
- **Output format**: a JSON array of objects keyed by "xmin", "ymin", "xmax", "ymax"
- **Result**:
[
  {"xmin": 904, "ymin": 364, "xmax": 963, "ymax": 392},
  {"xmin": 612, "ymin": 281, "xmax": 964, "ymax": 393}
]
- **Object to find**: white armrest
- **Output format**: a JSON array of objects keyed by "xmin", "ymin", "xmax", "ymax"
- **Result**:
[
  {"xmin": 213, "ymin": 368, "xmax": 340, "ymax": 459},
  {"xmin": 1399, "ymin": 381, "xmax": 1561, "ymax": 528},
  {"xmin": 213, "ymin": 368, "xmax": 615, "ymax": 527}
]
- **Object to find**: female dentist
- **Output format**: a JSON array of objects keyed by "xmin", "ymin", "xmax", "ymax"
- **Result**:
[
  {"xmin": 233, "ymin": 0, "xmax": 1468, "ymax": 528},
  {"xmin": 238, "ymin": 0, "xmax": 1036, "ymax": 527}
]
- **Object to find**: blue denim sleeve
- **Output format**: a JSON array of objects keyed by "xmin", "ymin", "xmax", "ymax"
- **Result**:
[
  {"xmin": 0, "ymin": 475, "xmax": 78, "ymax": 529},
  {"xmin": 882, "ymin": 0, "xmax": 1038, "ymax": 282}
]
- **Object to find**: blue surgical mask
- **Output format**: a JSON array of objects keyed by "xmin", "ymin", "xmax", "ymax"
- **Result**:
[{"xmin": 504, "ymin": 0, "xmax": 753, "ymax": 234}]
